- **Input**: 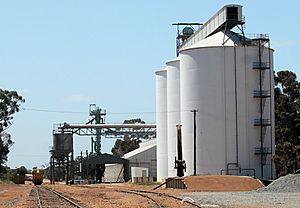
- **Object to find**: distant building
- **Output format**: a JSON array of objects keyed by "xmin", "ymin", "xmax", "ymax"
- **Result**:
[
  {"xmin": 104, "ymin": 139, "xmax": 157, "ymax": 182},
  {"xmin": 124, "ymin": 139, "xmax": 157, "ymax": 180}
]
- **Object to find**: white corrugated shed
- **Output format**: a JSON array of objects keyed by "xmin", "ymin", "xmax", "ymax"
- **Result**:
[
  {"xmin": 123, "ymin": 139, "xmax": 156, "ymax": 159},
  {"xmin": 124, "ymin": 139, "xmax": 157, "ymax": 180}
]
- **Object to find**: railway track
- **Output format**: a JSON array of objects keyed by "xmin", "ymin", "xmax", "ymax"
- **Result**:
[
  {"xmin": 31, "ymin": 184, "xmax": 201, "ymax": 207},
  {"xmin": 117, "ymin": 189, "xmax": 164, "ymax": 208},
  {"xmin": 117, "ymin": 189, "xmax": 201, "ymax": 208},
  {"xmin": 76, "ymin": 184, "xmax": 201, "ymax": 207},
  {"xmin": 30, "ymin": 185, "xmax": 84, "ymax": 208},
  {"xmin": 128, "ymin": 189, "xmax": 202, "ymax": 208}
]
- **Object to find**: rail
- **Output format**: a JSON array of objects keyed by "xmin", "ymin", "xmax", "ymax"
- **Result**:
[
  {"xmin": 117, "ymin": 190, "xmax": 164, "ymax": 208},
  {"xmin": 35, "ymin": 187, "xmax": 42, "ymax": 208},
  {"xmin": 77, "ymin": 185, "xmax": 201, "ymax": 207},
  {"xmin": 34, "ymin": 186, "xmax": 84, "ymax": 208},
  {"xmin": 129, "ymin": 189, "xmax": 202, "ymax": 208}
]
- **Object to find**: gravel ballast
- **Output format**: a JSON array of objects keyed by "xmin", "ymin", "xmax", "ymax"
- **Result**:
[{"xmin": 258, "ymin": 174, "xmax": 300, "ymax": 193}]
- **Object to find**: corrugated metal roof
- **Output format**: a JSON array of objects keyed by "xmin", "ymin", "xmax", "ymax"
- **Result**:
[{"xmin": 123, "ymin": 139, "xmax": 157, "ymax": 159}]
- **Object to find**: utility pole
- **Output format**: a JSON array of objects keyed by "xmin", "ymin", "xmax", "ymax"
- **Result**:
[{"xmin": 191, "ymin": 109, "xmax": 198, "ymax": 176}]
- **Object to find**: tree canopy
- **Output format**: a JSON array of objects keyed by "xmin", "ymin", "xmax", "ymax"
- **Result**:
[
  {"xmin": 273, "ymin": 70, "xmax": 300, "ymax": 176},
  {"xmin": 0, "ymin": 89, "xmax": 24, "ymax": 175},
  {"xmin": 111, "ymin": 118, "xmax": 145, "ymax": 157}
]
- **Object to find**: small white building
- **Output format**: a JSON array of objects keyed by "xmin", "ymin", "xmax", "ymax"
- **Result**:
[
  {"xmin": 124, "ymin": 139, "xmax": 157, "ymax": 180},
  {"xmin": 103, "ymin": 139, "xmax": 157, "ymax": 182}
]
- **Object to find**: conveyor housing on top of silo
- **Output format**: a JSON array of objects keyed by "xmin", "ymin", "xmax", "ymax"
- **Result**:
[{"xmin": 180, "ymin": 4, "xmax": 244, "ymax": 50}]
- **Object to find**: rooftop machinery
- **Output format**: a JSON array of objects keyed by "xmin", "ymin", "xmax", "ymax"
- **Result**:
[
  {"xmin": 51, "ymin": 104, "xmax": 156, "ymax": 183},
  {"xmin": 155, "ymin": 4, "xmax": 275, "ymax": 181}
]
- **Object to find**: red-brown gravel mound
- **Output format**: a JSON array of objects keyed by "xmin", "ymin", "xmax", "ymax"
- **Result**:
[{"xmin": 183, "ymin": 175, "xmax": 264, "ymax": 192}]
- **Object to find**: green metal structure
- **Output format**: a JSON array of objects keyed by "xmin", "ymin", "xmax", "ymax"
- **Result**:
[{"xmin": 89, "ymin": 104, "xmax": 106, "ymax": 155}]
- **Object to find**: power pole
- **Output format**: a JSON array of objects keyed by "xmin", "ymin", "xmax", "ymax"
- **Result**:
[{"xmin": 191, "ymin": 109, "xmax": 198, "ymax": 176}]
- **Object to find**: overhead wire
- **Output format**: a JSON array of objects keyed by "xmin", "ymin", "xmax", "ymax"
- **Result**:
[
  {"xmin": 21, "ymin": 108, "xmax": 86, "ymax": 114},
  {"xmin": 21, "ymin": 107, "xmax": 193, "ymax": 115},
  {"xmin": 21, "ymin": 107, "xmax": 236, "ymax": 122},
  {"xmin": 9, "ymin": 154, "xmax": 49, "ymax": 157}
]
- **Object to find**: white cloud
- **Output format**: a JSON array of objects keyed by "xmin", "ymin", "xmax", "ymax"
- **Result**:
[{"xmin": 272, "ymin": 40, "xmax": 300, "ymax": 48}]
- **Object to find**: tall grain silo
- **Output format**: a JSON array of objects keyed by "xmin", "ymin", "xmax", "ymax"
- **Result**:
[
  {"xmin": 166, "ymin": 58, "xmax": 180, "ymax": 177},
  {"xmin": 179, "ymin": 31, "xmax": 274, "ymax": 179},
  {"xmin": 156, "ymin": 4, "xmax": 275, "ymax": 180},
  {"xmin": 155, "ymin": 69, "xmax": 168, "ymax": 181}
]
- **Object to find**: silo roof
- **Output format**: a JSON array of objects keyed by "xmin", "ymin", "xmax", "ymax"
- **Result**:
[
  {"xmin": 180, "ymin": 31, "xmax": 245, "ymax": 51},
  {"xmin": 166, "ymin": 57, "xmax": 179, "ymax": 65}
]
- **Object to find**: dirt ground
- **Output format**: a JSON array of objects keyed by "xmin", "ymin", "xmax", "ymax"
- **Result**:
[
  {"xmin": 0, "ymin": 182, "xmax": 32, "ymax": 208},
  {"xmin": 0, "ymin": 175, "xmax": 265, "ymax": 208}
]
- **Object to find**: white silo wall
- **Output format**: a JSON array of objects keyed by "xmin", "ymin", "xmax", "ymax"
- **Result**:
[
  {"xmin": 155, "ymin": 69, "xmax": 168, "ymax": 181},
  {"xmin": 180, "ymin": 47, "xmax": 228, "ymax": 176},
  {"xmin": 166, "ymin": 58, "xmax": 180, "ymax": 177},
  {"xmin": 179, "ymin": 32, "xmax": 274, "ymax": 179}
]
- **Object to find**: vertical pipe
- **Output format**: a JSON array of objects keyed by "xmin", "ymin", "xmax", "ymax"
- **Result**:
[
  {"xmin": 258, "ymin": 39, "xmax": 264, "ymax": 179},
  {"xmin": 268, "ymin": 40, "xmax": 273, "ymax": 179},
  {"xmin": 175, "ymin": 124, "xmax": 185, "ymax": 177},
  {"xmin": 71, "ymin": 150, "xmax": 74, "ymax": 182},
  {"xmin": 50, "ymin": 156, "xmax": 53, "ymax": 184},
  {"xmin": 66, "ymin": 155, "xmax": 69, "ymax": 185},
  {"xmin": 52, "ymin": 156, "xmax": 55, "ymax": 184},
  {"xmin": 234, "ymin": 46, "xmax": 239, "ymax": 166},
  {"xmin": 86, "ymin": 150, "xmax": 89, "ymax": 179},
  {"xmin": 191, "ymin": 110, "xmax": 198, "ymax": 176},
  {"xmin": 177, "ymin": 125, "xmax": 183, "ymax": 161},
  {"xmin": 91, "ymin": 137, "xmax": 94, "ymax": 154},
  {"xmin": 80, "ymin": 151, "xmax": 83, "ymax": 174}
]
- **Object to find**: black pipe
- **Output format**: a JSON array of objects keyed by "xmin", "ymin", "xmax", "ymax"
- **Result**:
[
  {"xmin": 268, "ymin": 40, "xmax": 273, "ymax": 179},
  {"xmin": 175, "ymin": 125, "xmax": 186, "ymax": 177},
  {"xmin": 258, "ymin": 39, "xmax": 264, "ymax": 179},
  {"xmin": 191, "ymin": 110, "xmax": 198, "ymax": 176},
  {"xmin": 177, "ymin": 126, "xmax": 182, "ymax": 161}
]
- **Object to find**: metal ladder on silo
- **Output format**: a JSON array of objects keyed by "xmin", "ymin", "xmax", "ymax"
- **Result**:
[{"xmin": 252, "ymin": 35, "xmax": 273, "ymax": 179}]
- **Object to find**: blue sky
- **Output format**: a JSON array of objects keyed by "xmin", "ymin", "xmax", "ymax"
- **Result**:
[{"xmin": 1, "ymin": 0, "xmax": 300, "ymax": 169}]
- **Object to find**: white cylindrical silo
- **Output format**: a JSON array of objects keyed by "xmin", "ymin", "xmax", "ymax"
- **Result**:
[
  {"xmin": 155, "ymin": 69, "xmax": 168, "ymax": 181},
  {"xmin": 180, "ymin": 43, "xmax": 228, "ymax": 176},
  {"xmin": 179, "ymin": 31, "xmax": 274, "ymax": 179},
  {"xmin": 166, "ymin": 58, "xmax": 180, "ymax": 177}
]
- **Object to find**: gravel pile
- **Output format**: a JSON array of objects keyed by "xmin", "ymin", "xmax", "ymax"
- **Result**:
[
  {"xmin": 181, "ymin": 174, "xmax": 300, "ymax": 207},
  {"xmin": 257, "ymin": 174, "xmax": 300, "ymax": 193},
  {"xmin": 181, "ymin": 192, "xmax": 300, "ymax": 208}
]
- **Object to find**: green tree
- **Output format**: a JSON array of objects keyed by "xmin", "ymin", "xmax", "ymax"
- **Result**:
[
  {"xmin": 0, "ymin": 89, "xmax": 24, "ymax": 175},
  {"xmin": 274, "ymin": 70, "xmax": 300, "ymax": 176},
  {"xmin": 111, "ymin": 118, "xmax": 145, "ymax": 157}
]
